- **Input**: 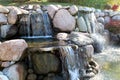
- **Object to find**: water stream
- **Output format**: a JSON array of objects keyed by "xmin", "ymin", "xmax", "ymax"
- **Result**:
[{"xmin": 60, "ymin": 46, "xmax": 80, "ymax": 80}]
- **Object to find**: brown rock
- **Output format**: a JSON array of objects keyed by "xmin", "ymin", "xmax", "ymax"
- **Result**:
[
  {"xmin": 8, "ymin": 9, "xmax": 17, "ymax": 24},
  {"xmin": 7, "ymin": 6, "xmax": 22, "ymax": 15},
  {"xmin": 31, "ymin": 51, "xmax": 60, "ymax": 74},
  {"xmin": 0, "ymin": 39, "xmax": 28, "ymax": 61},
  {"xmin": 0, "ymin": 5, "xmax": 9, "ymax": 13},
  {"xmin": 53, "ymin": 9, "xmax": 76, "ymax": 31}
]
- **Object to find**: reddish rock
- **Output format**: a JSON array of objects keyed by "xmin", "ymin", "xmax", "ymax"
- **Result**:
[{"xmin": 0, "ymin": 39, "xmax": 28, "ymax": 61}]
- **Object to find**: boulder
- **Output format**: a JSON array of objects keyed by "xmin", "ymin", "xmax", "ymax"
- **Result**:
[
  {"xmin": 31, "ymin": 51, "xmax": 60, "ymax": 74},
  {"xmin": 47, "ymin": 5, "xmax": 59, "ymax": 19},
  {"xmin": 33, "ymin": 4, "xmax": 40, "ymax": 10},
  {"xmin": 104, "ymin": 16, "xmax": 111, "ymax": 24},
  {"xmin": 69, "ymin": 32, "xmax": 93, "ymax": 46},
  {"xmin": 95, "ymin": 12, "xmax": 100, "ymax": 18},
  {"xmin": 99, "ymin": 12, "xmax": 105, "ymax": 17},
  {"xmin": 0, "ymin": 5, "xmax": 9, "ymax": 13},
  {"xmin": 97, "ymin": 17, "xmax": 105, "ymax": 24},
  {"xmin": 83, "ymin": 45, "xmax": 94, "ymax": 58},
  {"xmin": 7, "ymin": 6, "xmax": 22, "ymax": 15},
  {"xmin": 0, "ymin": 13, "xmax": 7, "ymax": 24},
  {"xmin": 1, "ymin": 61, "xmax": 15, "ymax": 67},
  {"xmin": 68, "ymin": 5, "xmax": 78, "ymax": 15},
  {"xmin": 56, "ymin": 33, "xmax": 69, "ymax": 40},
  {"xmin": 109, "ymin": 11, "xmax": 120, "ymax": 17},
  {"xmin": 77, "ymin": 16, "xmax": 88, "ymax": 32},
  {"xmin": 3, "ymin": 63, "xmax": 27, "ymax": 80},
  {"xmin": 8, "ymin": 9, "xmax": 17, "ymax": 24},
  {"xmin": 6, "ymin": 25, "xmax": 18, "ymax": 39},
  {"xmin": 53, "ymin": 9, "xmax": 76, "ymax": 31},
  {"xmin": 0, "ymin": 39, "xmax": 28, "ymax": 61},
  {"xmin": 1, "ymin": 25, "xmax": 11, "ymax": 38},
  {"xmin": 20, "ymin": 8, "xmax": 29, "ymax": 14},
  {"xmin": 78, "ymin": 6, "xmax": 95, "ymax": 12},
  {"xmin": 112, "ymin": 15, "xmax": 120, "ymax": 21}
]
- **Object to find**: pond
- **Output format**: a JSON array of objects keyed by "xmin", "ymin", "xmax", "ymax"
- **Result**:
[{"xmin": 92, "ymin": 46, "xmax": 120, "ymax": 80}]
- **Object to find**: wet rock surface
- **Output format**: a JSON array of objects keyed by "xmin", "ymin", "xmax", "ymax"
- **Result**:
[
  {"xmin": 31, "ymin": 51, "xmax": 61, "ymax": 74},
  {"xmin": 0, "ymin": 4, "xmax": 119, "ymax": 80}
]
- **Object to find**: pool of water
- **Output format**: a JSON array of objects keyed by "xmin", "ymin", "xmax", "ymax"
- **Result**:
[{"xmin": 92, "ymin": 46, "xmax": 120, "ymax": 80}]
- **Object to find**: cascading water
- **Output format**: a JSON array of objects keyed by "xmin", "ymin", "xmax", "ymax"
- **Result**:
[
  {"xmin": 90, "ymin": 33, "xmax": 106, "ymax": 53},
  {"xmin": 19, "ymin": 11, "xmax": 52, "ymax": 38},
  {"xmin": 60, "ymin": 46, "xmax": 80, "ymax": 80},
  {"xmin": 19, "ymin": 14, "xmax": 31, "ymax": 36},
  {"xmin": 42, "ymin": 11, "xmax": 52, "ymax": 36},
  {"xmin": 60, "ymin": 45, "xmax": 99, "ymax": 80}
]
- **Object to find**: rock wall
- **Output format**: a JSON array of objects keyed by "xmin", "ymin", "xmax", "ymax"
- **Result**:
[
  {"xmin": 0, "ymin": 4, "xmax": 119, "ymax": 38},
  {"xmin": 0, "ymin": 4, "xmax": 119, "ymax": 80}
]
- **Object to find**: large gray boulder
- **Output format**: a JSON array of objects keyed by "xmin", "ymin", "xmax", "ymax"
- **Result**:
[
  {"xmin": 69, "ymin": 32, "xmax": 93, "ymax": 46},
  {"xmin": 53, "ymin": 9, "xmax": 76, "ymax": 31}
]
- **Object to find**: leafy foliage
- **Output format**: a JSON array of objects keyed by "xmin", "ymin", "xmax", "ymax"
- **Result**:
[{"xmin": 105, "ymin": 20, "xmax": 120, "ymax": 34}]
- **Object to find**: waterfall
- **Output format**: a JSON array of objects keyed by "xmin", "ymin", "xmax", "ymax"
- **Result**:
[
  {"xmin": 91, "ymin": 33, "xmax": 106, "ymax": 53},
  {"xmin": 19, "ymin": 11, "xmax": 52, "ymax": 38},
  {"xmin": 42, "ymin": 11, "xmax": 52, "ymax": 36},
  {"xmin": 60, "ymin": 46, "xmax": 80, "ymax": 80},
  {"xmin": 60, "ymin": 45, "xmax": 99, "ymax": 80},
  {"xmin": 19, "ymin": 14, "xmax": 31, "ymax": 36}
]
